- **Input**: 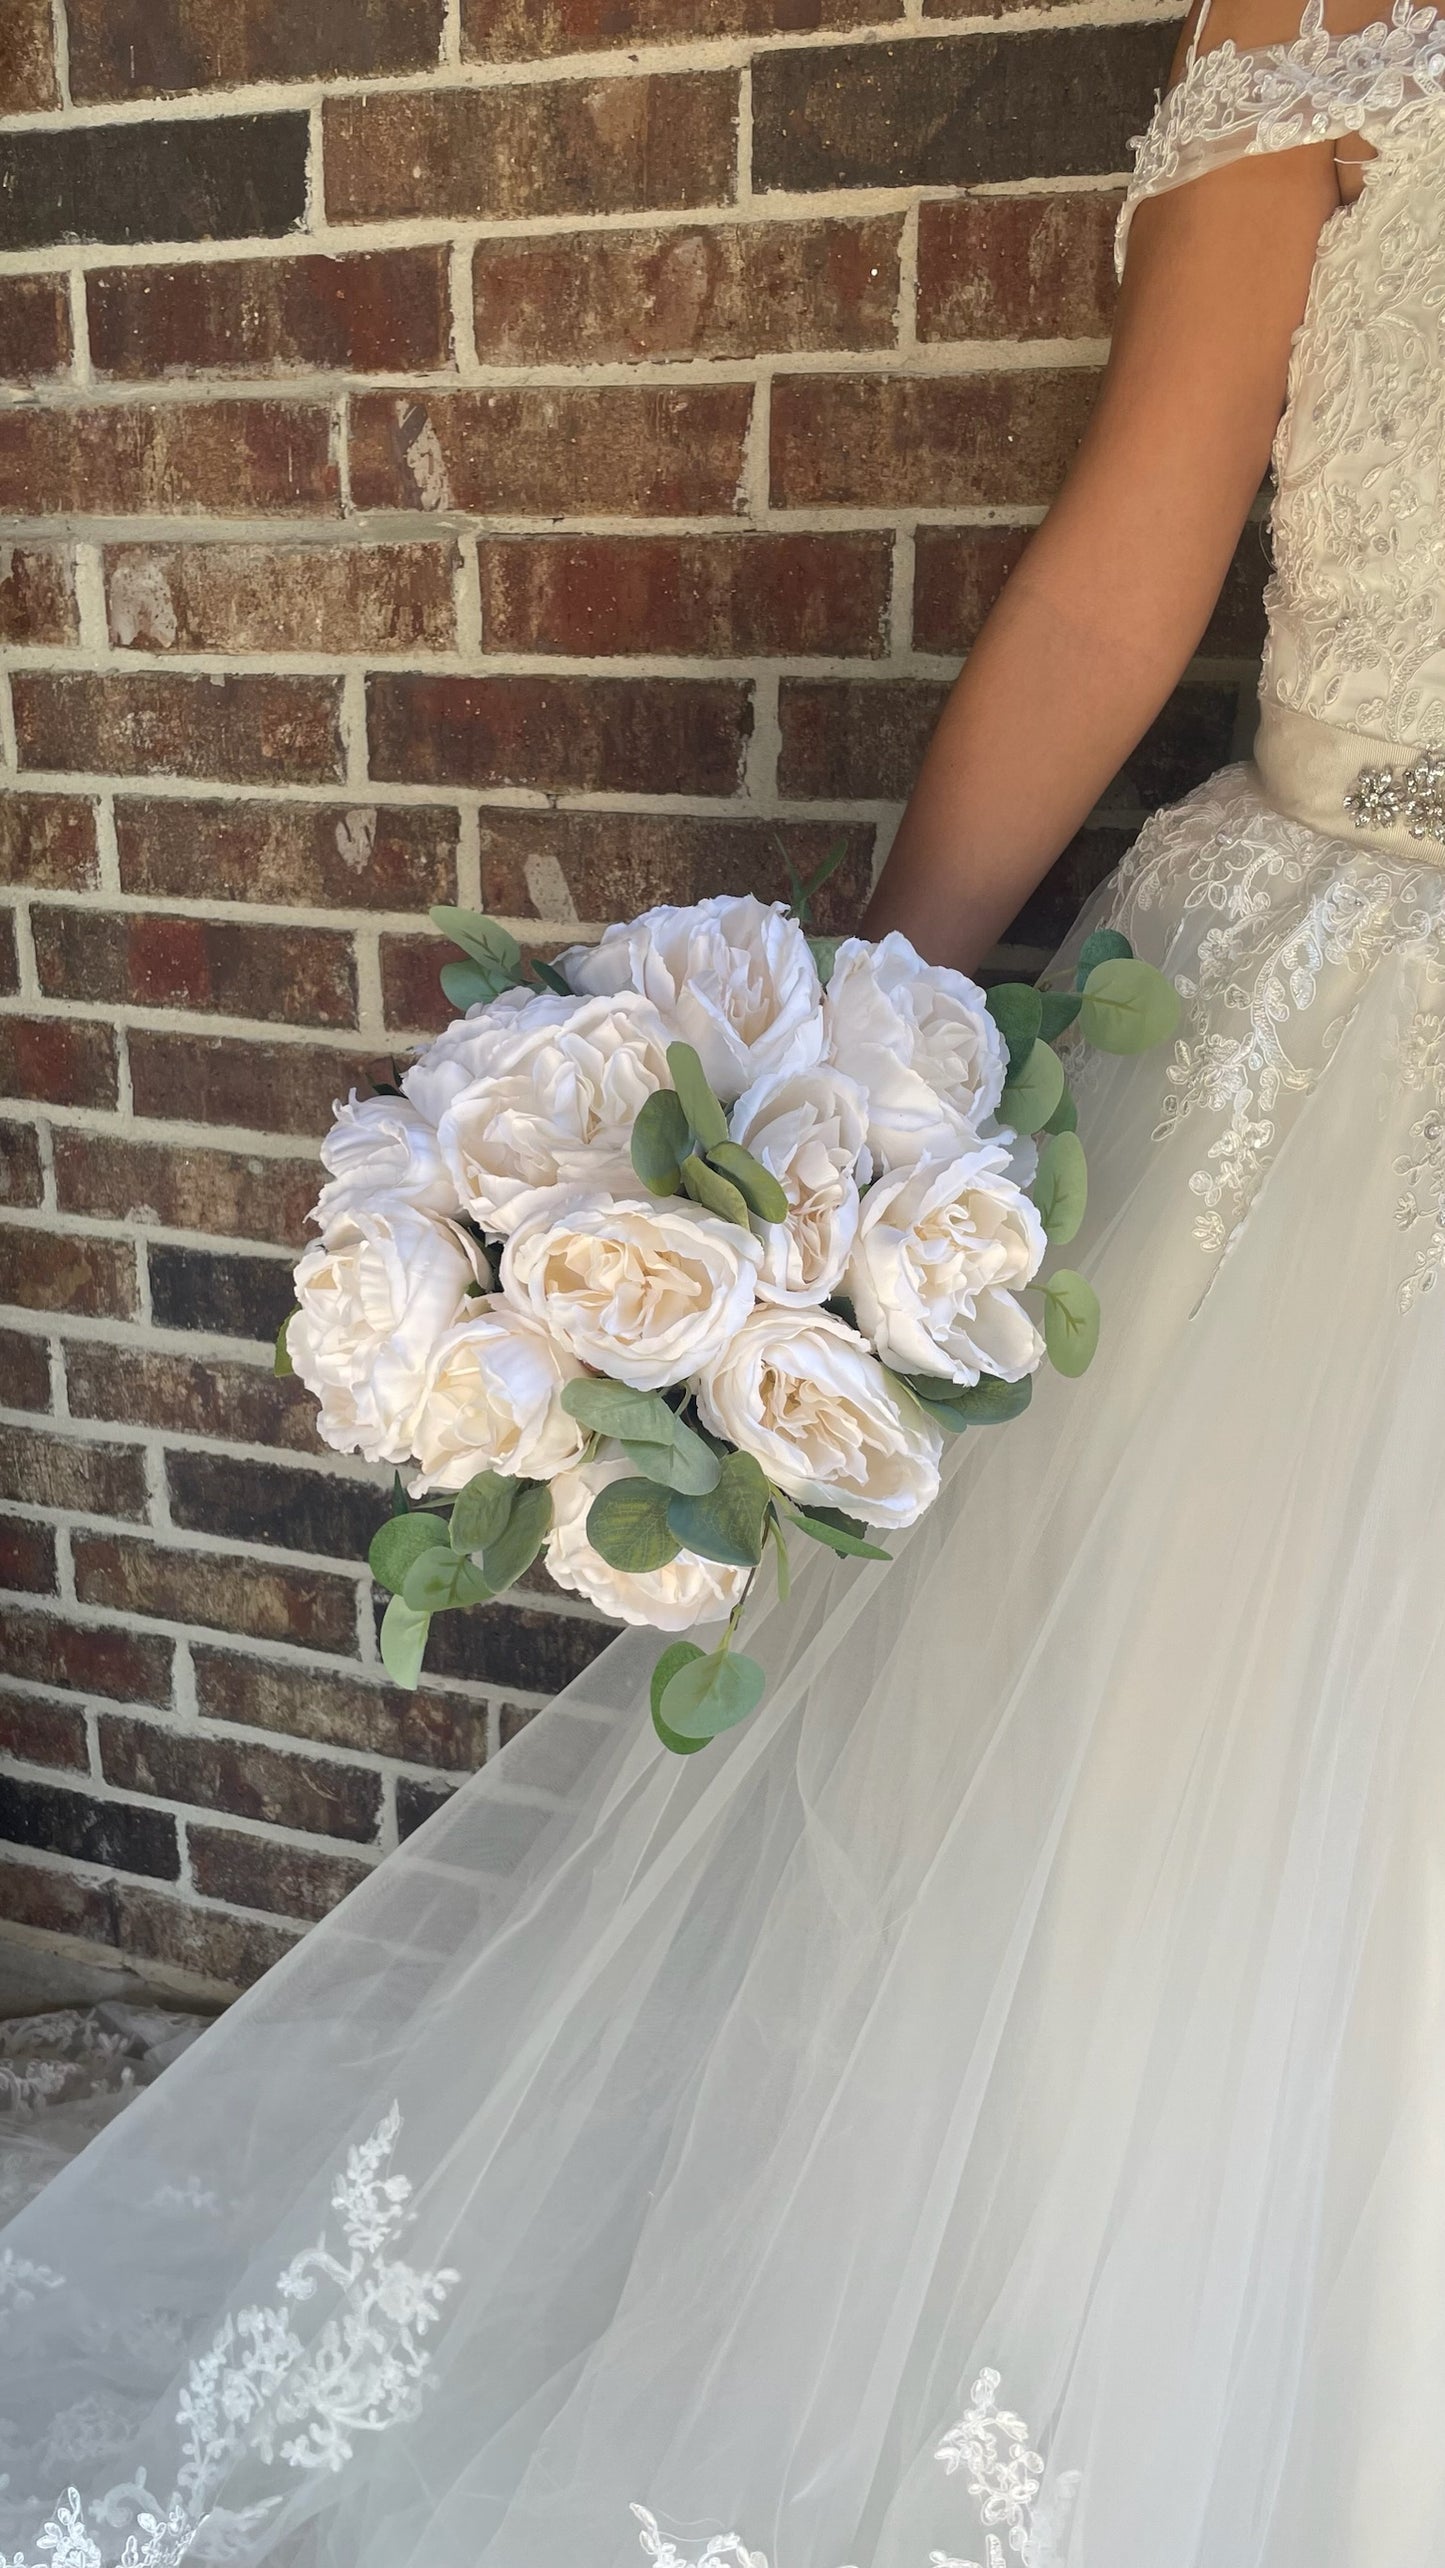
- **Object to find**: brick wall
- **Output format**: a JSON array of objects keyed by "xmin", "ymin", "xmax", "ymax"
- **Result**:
[{"xmin": 0, "ymin": 0, "xmax": 1264, "ymax": 1994}]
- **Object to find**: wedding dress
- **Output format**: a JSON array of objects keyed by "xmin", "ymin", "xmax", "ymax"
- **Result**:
[{"xmin": 7, "ymin": 8, "xmax": 1445, "ymax": 2561}]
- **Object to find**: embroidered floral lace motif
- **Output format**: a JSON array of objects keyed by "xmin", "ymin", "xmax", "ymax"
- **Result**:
[{"xmin": 1392, "ymin": 984, "xmax": 1445, "ymax": 1305}]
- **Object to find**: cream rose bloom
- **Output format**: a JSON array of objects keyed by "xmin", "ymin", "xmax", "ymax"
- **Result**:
[
  {"xmin": 401, "ymin": 985, "xmax": 560, "ymax": 1127},
  {"xmin": 823, "ymin": 933, "xmax": 1007, "ymax": 1170},
  {"xmin": 729, "ymin": 1065, "xmax": 870, "ymax": 1308},
  {"xmin": 558, "ymin": 893, "xmax": 824, "ymax": 1103},
  {"xmin": 434, "ymin": 991, "xmax": 674, "ymax": 1239},
  {"xmin": 289, "ymin": 1197, "xmax": 481, "ymax": 1466},
  {"xmin": 409, "ymin": 1299, "xmax": 588, "ymax": 1494},
  {"xmin": 312, "ymin": 1090, "xmax": 456, "ymax": 1231},
  {"xmin": 500, "ymin": 1192, "xmax": 761, "ymax": 1392},
  {"xmin": 696, "ymin": 1307, "xmax": 942, "ymax": 1529},
  {"xmin": 846, "ymin": 1145, "xmax": 1047, "ymax": 1387},
  {"xmin": 545, "ymin": 1451, "xmax": 749, "ymax": 1631}
]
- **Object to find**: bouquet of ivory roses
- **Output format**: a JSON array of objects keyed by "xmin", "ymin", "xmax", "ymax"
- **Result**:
[{"xmin": 281, "ymin": 873, "xmax": 1177, "ymax": 1751}]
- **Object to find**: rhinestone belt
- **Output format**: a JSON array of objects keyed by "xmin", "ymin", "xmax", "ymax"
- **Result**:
[{"xmin": 1253, "ymin": 698, "xmax": 1445, "ymax": 869}]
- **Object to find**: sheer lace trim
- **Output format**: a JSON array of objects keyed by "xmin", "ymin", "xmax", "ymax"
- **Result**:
[{"xmin": 1392, "ymin": 979, "xmax": 1445, "ymax": 1303}]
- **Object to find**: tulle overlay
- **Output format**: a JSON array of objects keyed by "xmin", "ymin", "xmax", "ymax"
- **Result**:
[{"xmin": 5, "ymin": 766, "xmax": 1445, "ymax": 2567}]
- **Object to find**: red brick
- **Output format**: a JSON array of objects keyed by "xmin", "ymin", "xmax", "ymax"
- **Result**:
[
  {"xmin": 66, "ymin": 1342, "xmax": 324, "ymax": 1457},
  {"xmin": 779, "ymin": 678, "xmax": 945, "ymax": 800},
  {"xmin": 0, "ymin": 1604, "xmax": 172, "ymax": 1705},
  {"xmin": 0, "ymin": 401, "xmax": 338, "ymax": 519},
  {"xmin": 419, "ymin": 1596, "xmax": 616, "ymax": 1692},
  {"xmin": 0, "ymin": 795, "xmax": 100, "ymax": 891},
  {"xmin": 66, "ymin": 0, "xmax": 445, "ymax": 100},
  {"xmin": 380, "ymin": 932, "xmax": 456, "ymax": 1037},
  {"xmin": 350, "ymin": 383, "xmax": 750, "ymax": 518},
  {"xmin": 194, "ymin": 1643, "xmax": 490, "ymax": 1770},
  {"xmin": 33, "ymin": 910, "xmax": 357, "ymax": 1029},
  {"xmin": 0, "ymin": 1855, "xmax": 116, "ymax": 1945},
  {"xmin": 89, "ymin": 249, "xmax": 452, "ymax": 380},
  {"xmin": 113, "ymin": 1883, "xmax": 297, "ymax": 1989},
  {"xmin": 0, "ymin": 545, "xmax": 79, "ymax": 645},
  {"xmin": 100, "ymin": 1710, "xmax": 380, "ymax": 1842},
  {"xmin": 479, "ymin": 533, "xmax": 890, "ymax": 658},
  {"xmin": 0, "ymin": 1776, "xmax": 178, "ymax": 1881},
  {"xmin": 164, "ymin": 1447, "xmax": 378, "ymax": 1563},
  {"xmin": 473, "ymin": 216, "xmax": 899, "ymax": 364},
  {"xmin": 52, "ymin": 1133, "xmax": 318, "ymax": 1249},
  {"xmin": 917, "ymin": 192, "xmax": 1121, "ymax": 343},
  {"xmin": 396, "ymin": 1771, "xmax": 455, "ymax": 1837},
  {"xmin": 467, "ymin": 0, "xmax": 876, "ymax": 52},
  {"xmin": 0, "ymin": 1515, "xmax": 57, "ymax": 1596},
  {"xmin": 148, "ymin": 1244, "xmax": 295, "ymax": 1346},
  {"xmin": 0, "ymin": 1226, "xmax": 137, "ymax": 1319},
  {"xmin": 75, "ymin": 1532, "xmax": 359, "ymax": 1657},
  {"xmin": 129, "ymin": 1032, "xmax": 363, "ymax": 1137},
  {"xmin": 912, "ymin": 525, "xmax": 1032, "ymax": 654},
  {"xmin": 770, "ymin": 369, "xmax": 1099, "ymax": 509},
  {"xmin": 0, "ymin": 915, "xmax": 15, "ymax": 997},
  {"xmin": 0, "ymin": 1326, "xmax": 52, "ymax": 1411},
  {"xmin": 0, "ymin": 1423, "xmax": 149, "ymax": 1521},
  {"xmin": 0, "ymin": 1016, "xmax": 119, "ymax": 1111},
  {"xmin": 0, "ymin": 1121, "xmax": 43, "ymax": 1210},
  {"xmin": 368, "ymin": 671, "xmax": 751, "ymax": 795},
  {"xmin": 477, "ymin": 809, "xmax": 873, "ymax": 930},
  {"xmin": 324, "ymin": 74, "xmax": 734, "ymax": 225},
  {"xmin": 105, "ymin": 539, "xmax": 458, "ymax": 656},
  {"xmin": 0, "ymin": 0, "xmax": 59, "ymax": 110},
  {"xmin": 0, "ymin": 1690, "xmax": 88, "ymax": 1772},
  {"xmin": 115, "ymin": 796, "xmax": 458, "ymax": 913},
  {"xmin": 187, "ymin": 1823, "xmax": 370, "ymax": 1922},
  {"xmin": 0, "ymin": 278, "xmax": 71, "ymax": 385},
  {"xmin": 13, "ymin": 673, "xmax": 345, "ymax": 786}
]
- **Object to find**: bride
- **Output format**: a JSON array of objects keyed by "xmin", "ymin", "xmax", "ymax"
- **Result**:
[{"xmin": 6, "ymin": 2, "xmax": 1445, "ymax": 2559}]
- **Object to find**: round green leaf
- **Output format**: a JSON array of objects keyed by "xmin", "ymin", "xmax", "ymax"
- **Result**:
[
  {"xmin": 985, "ymin": 982, "xmax": 1044, "ymax": 1074},
  {"xmin": 562, "ymin": 1378, "xmax": 676, "ymax": 1442},
  {"xmin": 886, "ymin": 1375, "xmax": 972, "ymax": 1435},
  {"xmin": 680, "ymin": 1153, "xmax": 752, "ymax": 1230},
  {"xmin": 666, "ymin": 1042, "xmax": 729, "ymax": 1152},
  {"xmin": 1042, "ymin": 1083, "xmax": 1079, "ymax": 1136},
  {"xmin": 1034, "ymin": 1129, "xmax": 1088, "ymax": 1244},
  {"xmin": 786, "ymin": 1505, "xmax": 891, "ymax": 1562},
  {"xmin": 619, "ymin": 1423, "xmax": 721, "ymax": 1498},
  {"xmin": 380, "ymin": 1594, "xmax": 431, "ymax": 1689},
  {"xmin": 1073, "ymin": 926, "xmax": 1133, "ymax": 991},
  {"xmin": 440, "ymin": 958, "xmax": 511, "ymax": 1014},
  {"xmin": 481, "ymin": 1479, "xmax": 552, "ymax": 1593},
  {"xmin": 1043, "ymin": 1269, "xmax": 1101, "ymax": 1377},
  {"xmin": 659, "ymin": 1647, "xmax": 767, "ymax": 1742},
  {"xmin": 273, "ymin": 1313, "xmax": 295, "ymax": 1379},
  {"xmin": 1078, "ymin": 958, "xmax": 1181, "ymax": 1056},
  {"xmin": 449, "ymin": 1470, "xmax": 514, "ymax": 1556},
  {"xmin": 945, "ymin": 1372, "xmax": 1034, "ymax": 1426},
  {"xmin": 586, "ymin": 1476, "xmax": 681, "ymax": 1573},
  {"xmin": 430, "ymin": 907, "xmax": 521, "ymax": 977},
  {"xmin": 667, "ymin": 1449, "xmax": 772, "ymax": 1567},
  {"xmin": 999, "ymin": 1039, "xmax": 1066, "ymax": 1135},
  {"xmin": 650, "ymin": 1642, "xmax": 710, "ymax": 1754},
  {"xmin": 1038, "ymin": 988, "xmax": 1083, "ymax": 1041},
  {"xmin": 368, "ymin": 1511, "xmax": 451, "ymax": 1596},
  {"xmin": 631, "ymin": 1089, "xmax": 690, "ymax": 1196},
  {"xmin": 403, "ymin": 1548, "xmax": 491, "ymax": 1613},
  {"xmin": 706, "ymin": 1142, "xmax": 789, "ymax": 1225}
]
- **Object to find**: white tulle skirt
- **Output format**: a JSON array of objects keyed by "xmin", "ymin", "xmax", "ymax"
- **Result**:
[{"xmin": 7, "ymin": 763, "xmax": 1445, "ymax": 2568}]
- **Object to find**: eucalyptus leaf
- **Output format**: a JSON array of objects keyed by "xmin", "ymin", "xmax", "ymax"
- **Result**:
[
  {"xmin": 887, "ymin": 1376, "xmax": 972, "ymax": 1436},
  {"xmin": 944, "ymin": 1373, "xmax": 1034, "ymax": 1426},
  {"xmin": 1078, "ymin": 958, "xmax": 1181, "ymax": 1055},
  {"xmin": 667, "ymin": 1448, "xmax": 772, "ymax": 1567},
  {"xmin": 659, "ymin": 1646, "xmax": 767, "ymax": 1742},
  {"xmin": 561, "ymin": 1378, "xmax": 677, "ymax": 1442},
  {"xmin": 379, "ymin": 1595, "xmax": 431, "ymax": 1689},
  {"xmin": 481, "ymin": 1480, "xmax": 552, "ymax": 1592},
  {"xmin": 1042, "ymin": 1083, "xmax": 1079, "ymax": 1137},
  {"xmin": 680, "ymin": 1153, "xmax": 752, "ymax": 1230},
  {"xmin": 440, "ymin": 957, "xmax": 511, "ymax": 1014},
  {"xmin": 390, "ymin": 1472, "xmax": 410, "ymax": 1518},
  {"xmin": 985, "ymin": 982, "xmax": 1044, "ymax": 1074},
  {"xmin": 403, "ymin": 1548, "xmax": 493, "ymax": 1614},
  {"xmin": 368, "ymin": 1511, "xmax": 451, "ymax": 1596},
  {"xmin": 770, "ymin": 1515, "xmax": 792, "ymax": 1603},
  {"xmin": 631, "ymin": 1089, "xmax": 690, "ymax": 1196},
  {"xmin": 528, "ymin": 958, "xmax": 572, "ymax": 996},
  {"xmin": 807, "ymin": 935, "xmax": 840, "ymax": 987},
  {"xmin": 650, "ymin": 1642, "xmax": 710, "ymax": 1755},
  {"xmin": 430, "ymin": 907, "xmax": 522, "ymax": 977},
  {"xmin": 619, "ymin": 1427, "xmax": 721, "ymax": 1498},
  {"xmin": 1038, "ymin": 988, "xmax": 1083, "ymax": 1041},
  {"xmin": 1043, "ymin": 1269, "xmax": 1102, "ymax": 1377},
  {"xmin": 785, "ymin": 1506, "xmax": 891, "ymax": 1562},
  {"xmin": 586, "ymin": 1476, "xmax": 681, "ymax": 1574},
  {"xmin": 1035, "ymin": 1129, "xmax": 1088, "ymax": 1244},
  {"xmin": 273, "ymin": 1313, "xmax": 295, "ymax": 1379},
  {"xmin": 448, "ymin": 1470, "xmax": 514, "ymax": 1556},
  {"xmin": 667, "ymin": 1041, "xmax": 729, "ymax": 1152},
  {"xmin": 706, "ymin": 1142, "xmax": 789, "ymax": 1225},
  {"xmin": 1074, "ymin": 927, "xmax": 1133, "ymax": 991},
  {"xmin": 999, "ymin": 1038, "xmax": 1066, "ymax": 1135}
]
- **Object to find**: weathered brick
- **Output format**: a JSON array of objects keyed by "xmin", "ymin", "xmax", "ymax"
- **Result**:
[
  {"xmin": 770, "ymin": 369, "xmax": 1098, "ymax": 509},
  {"xmin": 0, "ymin": 546, "xmax": 78, "ymax": 646},
  {"xmin": 33, "ymin": 910, "xmax": 357, "ymax": 1029},
  {"xmin": 52, "ymin": 1133, "xmax": 318, "ymax": 1248},
  {"xmin": 350, "ymin": 383, "xmax": 750, "ymax": 518},
  {"xmin": 917, "ymin": 192, "xmax": 1121, "ymax": 344},
  {"xmin": 74, "ymin": 1530, "xmax": 359, "ymax": 1656},
  {"xmin": 466, "ymin": 0, "xmax": 877, "ymax": 57},
  {"xmin": 0, "ymin": 1327, "xmax": 52, "ymax": 1412},
  {"xmin": 779, "ymin": 677, "xmax": 944, "ymax": 800},
  {"xmin": 0, "ymin": 1515, "xmax": 57, "ymax": 1596},
  {"xmin": 912, "ymin": 525, "xmax": 1032, "ymax": 655},
  {"xmin": 473, "ymin": 215, "xmax": 899, "ymax": 365},
  {"xmin": 114, "ymin": 1882, "xmax": 298, "ymax": 1987},
  {"xmin": 0, "ymin": 118, "xmax": 310, "ymax": 255},
  {"xmin": 0, "ymin": 796, "xmax": 100, "ymax": 891},
  {"xmin": 324, "ymin": 74, "xmax": 734, "ymax": 226},
  {"xmin": 0, "ymin": 1122, "xmax": 43, "ymax": 1210},
  {"xmin": 115, "ymin": 796, "xmax": 457, "ymax": 913},
  {"xmin": 129, "ymin": 1033, "xmax": 361, "ymax": 1138},
  {"xmin": 0, "ymin": 1016, "xmax": 117, "ymax": 1115},
  {"xmin": 418, "ymin": 1598, "xmax": 617, "ymax": 1693},
  {"xmin": 499, "ymin": 1702, "xmax": 541, "ymax": 1749},
  {"xmin": 66, "ymin": 1343, "xmax": 321, "ymax": 1457},
  {"xmin": 0, "ymin": 1604, "xmax": 172, "ymax": 1705},
  {"xmin": 100, "ymin": 1711, "xmax": 381, "ymax": 1842},
  {"xmin": 0, "ymin": 278, "xmax": 71, "ymax": 386},
  {"xmin": 752, "ymin": 23, "xmax": 1175, "ymax": 193},
  {"xmin": 0, "ymin": 1689, "xmax": 88, "ymax": 1773},
  {"xmin": 0, "ymin": 1775, "xmax": 179, "ymax": 1881},
  {"xmin": 148, "ymin": 1244, "xmax": 296, "ymax": 1345},
  {"xmin": 2, "ymin": 0, "xmax": 59, "ymax": 109},
  {"xmin": 90, "ymin": 249, "xmax": 453, "ymax": 382},
  {"xmin": 0, "ymin": 1855, "xmax": 116, "ymax": 1945},
  {"xmin": 14, "ymin": 673, "xmax": 345, "ymax": 786},
  {"xmin": 396, "ymin": 1771, "xmax": 456, "ymax": 1837},
  {"xmin": 105, "ymin": 539, "xmax": 458, "ymax": 656},
  {"xmin": 0, "ymin": 1226, "xmax": 137, "ymax": 1320},
  {"xmin": 477, "ymin": 809, "xmax": 873, "ymax": 930},
  {"xmin": 368, "ymin": 672, "xmax": 751, "ymax": 796},
  {"xmin": 66, "ymin": 0, "xmax": 445, "ymax": 98},
  {"xmin": 165, "ymin": 1448, "xmax": 380, "ymax": 1564},
  {"xmin": 0, "ymin": 401, "xmax": 337, "ymax": 517},
  {"xmin": 0, "ymin": 915, "xmax": 14, "ymax": 997},
  {"xmin": 194, "ymin": 1643, "xmax": 490, "ymax": 1770},
  {"xmin": 479, "ymin": 533, "xmax": 890, "ymax": 658},
  {"xmin": 379, "ymin": 933, "xmax": 456, "ymax": 1037},
  {"xmin": 187, "ymin": 1823, "xmax": 370, "ymax": 1922},
  {"xmin": 0, "ymin": 1424, "xmax": 149, "ymax": 1521}
]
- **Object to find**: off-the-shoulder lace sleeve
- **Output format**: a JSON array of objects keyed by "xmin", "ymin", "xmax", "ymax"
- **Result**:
[{"xmin": 1115, "ymin": 0, "xmax": 1445, "ymax": 273}]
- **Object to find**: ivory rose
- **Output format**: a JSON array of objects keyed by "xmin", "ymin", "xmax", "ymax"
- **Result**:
[
  {"xmin": 545, "ymin": 1452, "xmax": 749, "ymax": 1631},
  {"xmin": 846, "ymin": 1146, "xmax": 1047, "ymax": 1386},
  {"xmin": 289, "ymin": 1198, "xmax": 481, "ymax": 1465},
  {"xmin": 400, "ymin": 985, "xmax": 564, "ymax": 1127},
  {"xmin": 823, "ymin": 933, "xmax": 1008, "ymax": 1170},
  {"xmin": 409, "ymin": 1300, "xmax": 588, "ymax": 1493},
  {"xmin": 434, "ymin": 992, "xmax": 675, "ymax": 1238},
  {"xmin": 500, "ymin": 1192, "xmax": 761, "ymax": 1391},
  {"xmin": 313, "ymin": 1091, "xmax": 456, "ymax": 1231},
  {"xmin": 558, "ymin": 893, "xmax": 824, "ymax": 1102},
  {"xmin": 729, "ymin": 1065, "xmax": 871, "ymax": 1307},
  {"xmin": 696, "ymin": 1306, "xmax": 942, "ymax": 1529}
]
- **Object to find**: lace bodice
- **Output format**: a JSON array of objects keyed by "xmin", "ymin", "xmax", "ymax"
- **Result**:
[{"xmin": 1119, "ymin": 0, "xmax": 1445, "ymax": 749}]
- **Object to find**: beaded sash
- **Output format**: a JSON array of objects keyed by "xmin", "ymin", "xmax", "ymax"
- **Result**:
[{"xmin": 1253, "ymin": 696, "xmax": 1445, "ymax": 868}]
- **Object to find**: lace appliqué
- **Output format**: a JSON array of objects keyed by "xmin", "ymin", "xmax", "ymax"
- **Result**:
[
  {"xmin": 1393, "ymin": 994, "xmax": 1445, "ymax": 1304},
  {"xmin": 0, "ymin": 2106, "xmax": 457, "ymax": 2568},
  {"xmin": 630, "ymin": 2370, "xmax": 1073, "ymax": 2568}
]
